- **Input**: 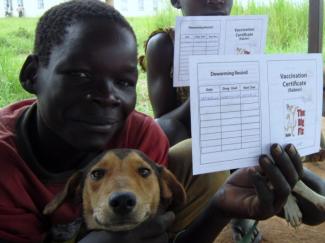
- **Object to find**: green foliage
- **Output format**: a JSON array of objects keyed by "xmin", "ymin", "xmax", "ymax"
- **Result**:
[
  {"xmin": 0, "ymin": 0, "xmax": 323, "ymax": 116},
  {"xmin": 232, "ymin": 0, "xmax": 309, "ymax": 53},
  {"xmin": 0, "ymin": 18, "xmax": 37, "ymax": 106}
]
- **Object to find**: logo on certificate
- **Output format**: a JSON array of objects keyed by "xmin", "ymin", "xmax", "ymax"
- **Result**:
[{"xmin": 284, "ymin": 103, "xmax": 305, "ymax": 137}]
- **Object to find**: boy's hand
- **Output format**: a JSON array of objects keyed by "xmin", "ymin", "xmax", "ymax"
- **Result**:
[
  {"xmin": 215, "ymin": 144, "xmax": 302, "ymax": 220},
  {"xmin": 78, "ymin": 211, "xmax": 174, "ymax": 243}
]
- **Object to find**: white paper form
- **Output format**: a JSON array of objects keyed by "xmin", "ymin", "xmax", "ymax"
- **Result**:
[
  {"xmin": 189, "ymin": 54, "xmax": 323, "ymax": 175},
  {"xmin": 173, "ymin": 15, "xmax": 268, "ymax": 87}
]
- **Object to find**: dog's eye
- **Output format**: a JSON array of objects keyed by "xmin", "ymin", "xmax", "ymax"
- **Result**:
[
  {"xmin": 138, "ymin": 167, "xmax": 151, "ymax": 178},
  {"xmin": 90, "ymin": 169, "xmax": 106, "ymax": 180}
]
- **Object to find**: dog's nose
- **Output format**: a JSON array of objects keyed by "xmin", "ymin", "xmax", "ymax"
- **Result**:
[{"xmin": 109, "ymin": 192, "xmax": 137, "ymax": 215}]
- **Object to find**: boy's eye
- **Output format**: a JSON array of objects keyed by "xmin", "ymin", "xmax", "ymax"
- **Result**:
[
  {"xmin": 115, "ymin": 80, "xmax": 134, "ymax": 87},
  {"xmin": 69, "ymin": 71, "xmax": 91, "ymax": 79}
]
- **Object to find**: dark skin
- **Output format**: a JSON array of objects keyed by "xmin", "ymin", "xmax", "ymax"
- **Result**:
[
  {"xmin": 146, "ymin": 0, "xmax": 233, "ymax": 145},
  {"xmin": 18, "ymin": 17, "xmax": 325, "ymax": 243},
  {"xmin": 178, "ymin": 144, "xmax": 325, "ymax": 243},
  {"xmin": 20, "ymin": 19, "xmax": 138, "ymax": 172},
  {"xmin": 145, "ymin": 1, "xmax": 325, "ymax": 242},
  {"xmin": 146, "ymin": 1, "xmax": 256, "ymax": 241}
]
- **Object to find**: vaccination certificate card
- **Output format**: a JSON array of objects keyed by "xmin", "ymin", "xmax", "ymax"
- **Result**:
[{"xmin": 189, "ymin": 54, "xmax": 323, "ymax": 175}]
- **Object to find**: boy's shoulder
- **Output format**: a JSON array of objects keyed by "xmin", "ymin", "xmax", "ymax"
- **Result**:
[
  {"xmin": 0, "ymin": 99, "xmax": 36, "ymax": 135},
  {"xmin": 124, "ymin": 110, "xmax": 167, "ymax": 141},
  {"xmin": 0, "ymin": 99, "xmax": 35, "ymax": 117},
  {"xmin": 127, "ymin": 110, "xmax": 156, "ymax": 127},
  {"xmin": 0, "ymin": 99, "xmax": 36, "ymax": 159},
  {"xmin": 139, "ymin": 27, "xmax": 175, "ymax": 72},
  {"xmin": 146, "ymin": 27, "xmax": 175, "ymax": 51}
]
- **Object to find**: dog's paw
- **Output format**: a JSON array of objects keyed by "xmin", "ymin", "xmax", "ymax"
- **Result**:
[
  {"xmin": 314, "ymin": 198, "xmax": 325, "ymax": 212},
  {"xmin": 283, "ymin": 194, "xmax": 302, "ymax": 228}
]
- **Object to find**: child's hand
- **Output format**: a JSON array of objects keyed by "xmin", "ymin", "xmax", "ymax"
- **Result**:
[
  {"xmin": 214, "ymin": 144, "xmax": 302, "ymax": 220},
  {"xmin": 78, "ymin": 211, "xmax": 174, "ymax": 243}
]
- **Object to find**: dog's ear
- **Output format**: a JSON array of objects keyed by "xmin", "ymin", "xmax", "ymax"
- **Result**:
[
  {"xmin": 159, "ymin": 166, "xmax": 186, "ymax": 210},
  {"xmin": 43, "ymin": 171, "xmax": 83, "ymax": 215}
]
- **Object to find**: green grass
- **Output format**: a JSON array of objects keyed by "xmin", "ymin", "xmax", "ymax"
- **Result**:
[
  {"xmin": 0, "ymin": 18, "xmax": 37, "ymax": 106},
  {"xmin": 0, "ymin": 0, "xmax": 323, "ymax": 116}
]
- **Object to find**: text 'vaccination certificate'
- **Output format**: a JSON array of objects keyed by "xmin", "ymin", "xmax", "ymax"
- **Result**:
[
  {"xmin": 190, "ymin": 54, "xmax": 323, "ymax": 175},
  {"xmin": 173, "ymin": 15, "xmax": 268, "ymax": 87}
]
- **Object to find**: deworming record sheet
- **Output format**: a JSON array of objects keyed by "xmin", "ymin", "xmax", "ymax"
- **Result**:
[{"xmin": 190, "ymin": 54, "xmax": 323, "ymax": 175}]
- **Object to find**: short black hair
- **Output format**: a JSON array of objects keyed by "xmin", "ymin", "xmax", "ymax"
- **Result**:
[{"xmin": 34, "ymin": 0, "xmax": 136, "ymax": 66}]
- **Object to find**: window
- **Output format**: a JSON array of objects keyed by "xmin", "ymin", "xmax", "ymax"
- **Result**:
[
  {"xmin": 121, "ymin": 0, "xmax": 127, "ymax": 11},
  {"xmin": 138, "ymin": 0, "xmax": 144, "ymax": 11},
  {"xmin": 153, "ymin": 0, "xmax": 158, "ymax": 11},
  {"xmin": 4, "ymin": 0, "xmax": 13, "ymax": 16},
  {"xmin": 38, "ymin": 0, "xmax": 44, "ymax": 9}
]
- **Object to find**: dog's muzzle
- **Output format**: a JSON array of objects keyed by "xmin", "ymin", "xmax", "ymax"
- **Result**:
[{"xmin": 109, "ymin": 191, "xmax": 137, "ymax": 215}]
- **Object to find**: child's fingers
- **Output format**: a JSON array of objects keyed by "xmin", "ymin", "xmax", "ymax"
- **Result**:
[
  {"xmin": 284, "ymin": 144, "xmax": 304, "ymax": 178},
  {"xmin": 259, "ymin": 155, "xmax": 291, "ymax": 210},
  {"xmin": 270, "ymin": 144, "xmax": 299, "ymax": 187}
]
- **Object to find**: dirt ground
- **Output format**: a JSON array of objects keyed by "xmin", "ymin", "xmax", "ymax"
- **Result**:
[{"xmin": 214, "ymin": 161, "xmax": 325, "ymax": 243}]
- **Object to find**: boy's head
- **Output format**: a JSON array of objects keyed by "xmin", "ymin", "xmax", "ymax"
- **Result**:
[
  {"xmin": 33, "ymin": 0, "xmax": 135, "ymax": 67},
  {"xmin": 20, "ymin": 0, "xmax": 138, "ymax": 151},
  {"xmin": 171, "ymin": 0, "xmax": 233, "ymax": 16}
]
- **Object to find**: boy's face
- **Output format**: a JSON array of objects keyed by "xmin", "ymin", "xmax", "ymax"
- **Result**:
[
  {"xmin": 173, "ymin": 0, "xmax": 233, "ymax": 16},
  {"xmin": 35, "ymin": 19, "xmax": 138, "ymax": 151}
]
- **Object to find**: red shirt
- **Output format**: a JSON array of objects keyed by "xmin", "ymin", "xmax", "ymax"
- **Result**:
[{"xmin": 0, "ymin": 99, "xmax": 169, "ymax": 242}]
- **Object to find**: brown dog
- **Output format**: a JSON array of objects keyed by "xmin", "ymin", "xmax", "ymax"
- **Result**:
[{"xmin": 43, "ymin": 149, "xmax": 186, "ymax": 232}]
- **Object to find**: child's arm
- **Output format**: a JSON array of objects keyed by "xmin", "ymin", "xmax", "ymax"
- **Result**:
[
  {"xmin": 175, "ymin": 144, "xmax": 325, "ymax": 243},
  {"xmin": 146, "ymin": 33, "xmax": 191, "ymax": 144},
  {"xmin": 146, "ymin": 32, "xmax": 187, "ymax": 120}
]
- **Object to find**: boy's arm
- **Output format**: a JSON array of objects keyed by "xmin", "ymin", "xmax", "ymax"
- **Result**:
[
  {"xmin": 176, "ymin": 144, "xmax": 325, "ymax": 243},
  {"xmin": 146, "ymin": 32, "xmax": 189, "ymax": 124}
]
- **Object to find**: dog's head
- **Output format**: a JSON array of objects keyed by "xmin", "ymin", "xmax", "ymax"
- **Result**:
[{"xmin": 43, "ymin": 149, "xmax": 186, "ymax": 232}]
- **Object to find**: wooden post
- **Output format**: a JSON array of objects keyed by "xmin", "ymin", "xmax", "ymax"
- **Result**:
[
  {"xmin": 308, "ymin": 0, "xmax": 323, "ymax": 53},
  {"xmin": 308, "ymin": 0, "xmax": 324, "ymax": 116}
]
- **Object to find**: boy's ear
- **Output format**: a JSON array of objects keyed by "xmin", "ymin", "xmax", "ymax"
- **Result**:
[
  {"xmin": 170, "ymin": 0, "xmax": 181, "ymax": 9},
  {"xmin": 19, "ymin": 55, "xmax": 39, "ymax": 94}
]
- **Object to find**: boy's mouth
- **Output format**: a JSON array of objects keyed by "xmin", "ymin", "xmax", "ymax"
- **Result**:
[
  {"xmin": 201, "ymin": 11, "xmax": 227, "ymax": 16},
  {"xmin": 70, "ymin": 118, "xmax": 120, "ymax": 133}
]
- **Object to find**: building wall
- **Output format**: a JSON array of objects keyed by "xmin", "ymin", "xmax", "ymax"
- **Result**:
[
  {"xmin": 1, "ymin": 0, "xmax": 66, "ymax": 17},
  {"xmin": 0, "ymin": 0, "xmax": 166, "ymax": 18},
  {"xmin": 113, "ymin": 0, "xmax": 166, "ymax": 17}
]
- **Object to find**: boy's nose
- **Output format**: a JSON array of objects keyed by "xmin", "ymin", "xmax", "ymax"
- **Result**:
[{"xmin": 87, "ymin": 81, "xmax": 121, "ymax": 107}]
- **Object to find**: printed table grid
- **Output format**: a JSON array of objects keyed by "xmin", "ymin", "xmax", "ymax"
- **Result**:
[
  {"xmin": 179, "ymin": 33, "xmax": 220, "ymax": 82},
  {"xmin": 199, "ymin": 83, "xmax": 261, "ymax": 159}
]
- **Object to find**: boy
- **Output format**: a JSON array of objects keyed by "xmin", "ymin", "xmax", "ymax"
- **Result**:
[
  {"xmin": 0, "ymin": 1, "xmax": 324, "ymax": 243},
  {"xmin": 143, "ymin": 1, "xmax": 325, "ymax": 242},
  {"xmin": 142, "ymin": 0, "xmax": 233, "ymax": 146},
  {"xmin": 142, "ymin": 1, "xmax": 261, "ymax": 242}
]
